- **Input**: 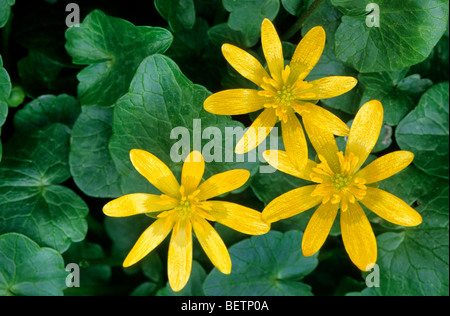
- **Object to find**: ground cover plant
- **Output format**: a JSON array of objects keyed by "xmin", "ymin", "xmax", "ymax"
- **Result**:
[{"xmin": 0, "ymin": 0, "xmax": 448, "ymax": 297}]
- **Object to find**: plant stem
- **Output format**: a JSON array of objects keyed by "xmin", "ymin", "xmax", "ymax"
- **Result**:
[{"xmin": 282, "ymin": 0, "xmax": 326, "ymax": 41}]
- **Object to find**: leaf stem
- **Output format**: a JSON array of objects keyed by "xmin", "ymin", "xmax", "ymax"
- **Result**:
[{"xmin": 282, "ymin": 0, "xmax": 326, "ymax": 41}]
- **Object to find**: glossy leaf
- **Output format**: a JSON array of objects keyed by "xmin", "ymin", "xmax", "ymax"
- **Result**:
[
  {"xmin": 109, "ymin": 54, "xmax": 258, "ymax": 194},
  {"xmin": 332, "ymin": 0, "xmax": 449, "ymax": 72},
  {"xmin": 396, "ymin": 82, "xmax": 449, "ymax": 179},
  {"xmin": 0, "ymin": 124, "xmax": 88, "ymax": 252},
  {"xmin": 0, "ymin": 0, "xmax": 15, "ymax": 28},
  {"xmin": 372, "ymin": 186, "xmax": 449, "ymax": 296},
  {"xmin": 203, "ymin": 231, "xmax": 318, "ymax": 296},
  {"xmin": 0, "ymin": 233, "xmax": 66, "ymax": 296},
  {"xmin": 154, "ymin": 0, "xmax": 196, "ymax": 32},
  {"xmin": 65, "ymin": 10, "xmax": 173, "ymax": 107}
]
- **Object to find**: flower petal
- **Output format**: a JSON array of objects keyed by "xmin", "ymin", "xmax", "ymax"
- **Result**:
[
  {"xmin": 181, "ymin": 151, "xmax": 205, "ymax": 195},
  {"xmin": 346, "ymin": 100, "xmax": 383, "ymax": 171},
  {"xmin": 197, "ymin": 169, "xmax": 250, "ymax": 201},
  {"xmin": 261, "ymin": 18, "xmax": 284, "ymax": 81},
  {"xmin": 192, "ymin": 215, "xmax": 231, "ymax": 274},
  {"xmin": 302, "ymin": 116, "xmax": 340, "ymax": 173},
  {"xmin": 204, "ymin": 89, "xmax": 267, "ymax": 115},
  {"xmin": 263, "ymin": 149, "xmax": 316, "ymax": 180},
  {"xmin": 341, "ymin": 202, "xmax": 377, "ymax": 271},
  {"xmin": 360, "ymin": 187, "xmax": 422, "ymax": 227},
  {"xmin": 294, "ymin": 101, "xmax": 350, "ymax": 136},
  {"xmin": 235, "ymin": 108, "xmax": 277, "ymax": 154},
  {"xmin": 302, "ymin": 202, "xmax": 339, "ymax": 257},
  {"xmin": 130, "ymin": 149, "xmax": 180, "ymax": 199},
  {"xmin": 123, "ymin": 216, "xmax": 175, "ymax": 267},
  {"xmin": 357, "ymin": 151, "xmax": 414, "ymax": 184},
  {"xmin": 222, "ymin": 44, "xmax": 270, "ymax": 87},
  {"xmin": 103, "ymin": 193, "xmax": 177, "ymax": 217},
  {"xmin": 289, "ymin": 26, "xmax": 326, "ymax": 83},
  {"xmin": 206, "ymin": 201, "xmax": 270, "ymax": 235},
  {"xmin": 295, "ymin": 76, "xmax": 357, "ymax": 100},
  {"xmin": 262, "ymin": 185, "xmax": 322, "ymax": 223},
  {"xmin": 282, "ymin": 108, "xmax": 308, "ymax": 171},
  {"xmin": 168, "ymin": 217, "xmax": 193, "ymax": 292}
]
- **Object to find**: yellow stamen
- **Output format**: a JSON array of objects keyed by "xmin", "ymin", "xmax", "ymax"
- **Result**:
[
  {"xmin": 310, "ymin": 151, "xmax": 368, "ymax": 211},
  {"xmin": 281, "ymin": 65, "xmax": 291, "ymax": 85}
]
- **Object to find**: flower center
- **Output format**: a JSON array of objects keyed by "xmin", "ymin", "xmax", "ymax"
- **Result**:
[
  {"xmin": 177, "ymin": 199, "xmax": 193, "ymax": 216},
  {"xmin": 257, "ymin": 65, "xmax": 315, "ymax": 123},
  {"xmin": 157, "ymin": 185, "xmax": 215, "ymax": 223},
  {"xmin": 332, "ymin": 173, "xmax": 352, "ymax": 191},
  {"xmin": 310, "ymin": 152, "xmax": 367, "ymax": 211},
  {"xmin": 277, "ymin": 86, "xmax": 295, "ymax": 105},
  {"xmin": 175, "ymin": 185, "xmax": 201, "ymax": 217}
]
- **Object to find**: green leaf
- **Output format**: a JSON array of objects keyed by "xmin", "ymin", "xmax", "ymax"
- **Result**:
[
  {"xmin": 104, "ymin": 215, "xmax": 155, "ymax": 260},
  {"xmin": 282, "ymin": 0, "xmax": 311, "ymax": 16},
  {"xmin": 166, "ymin": 18, "xmax": 223, "ymax": 90},
  {"xmin": 358, "ymin": 68, "xmax": 414, "ymax": 125},
  {"xmin": 379, "ymin": 165, "xmax": 448, "ymax": 207},
  {"xmin": 109, "ymin": 54, "xmax": 258, "ymax": 194},
  {"xmin": 17, "ymin": 50, "xmax": 77, "ymax": 98},
  {"xmin": 306, "ymin": 46, "xmax": 362, "ymax": 115},
  {"xmin": 0, "ymin": 233, "xmax": 67, "ymax": 296},
  {"xmin": 373, "ymin": 186, "xmax": 449, "ymax": 296},
  {"xmin": 0, "ymin": 55, "xmax": 11, "ymax": 161},
  {"xmin": 63, "ymin": 241, "xmax": 112, "ymax": 289},
  {"xmin": 154, "ymin": 0, "xmax": 196, "ymax": 32},
  {"xmin": 141, "ymin": 252, "xmax": 164, "ymax": 285},
  {"xmin": 301, "ymin": 0, "xmax": 362, "ymax": 114},
  {"xmin": 397, "ymin": 74, "xmax": 434, "ymax": 101},
  {"xmin": 222, "ymin": 0, "xmax": 280, "ymax": 47},
  {"xmin": 203, "ymin": 231, "xmax": 318, "ymax": 296},
  {"xmin": 208, "ymin": 23, "xmax": 253, "ymax": 48},
  {"xmin": 0, "ymin": 124, "xmax": 88, "ymax": 252},
  {"xmin": 65, "ymin": 10, "xmax": 173, "ymax": 107},
  {"xmin": 5, "ymin": 85, "xmax": 25, "ymax": 108},
  {"xmin": 302, "ymin": 0, "xmax": 342, "ymax": 45},
  {"xmin": 410, "ymin": 29, "xmax": 449, "ymax": 83},
  {"xmin": 131, "ymin": 282, "xmax": 160, "ymax": 296},
  {"xmin": 0, "ymin": 0, "xmax": 15, "ymax": 28},
  {"xmin": 0, "ymin": 55, "xmax": 10, "ymax": 123},
  {"xmin": 251, "ymin": 169, "xmax": 311, "ymax": 206},
  {"xmin": 396, "ymin": 82, "xmax": 449, "ymax": 179},
  {"xmin": 332, "ymin": 0, "xmax": 450, "ymax": 73},
  {"xmin": 14, "ymin": 94, "xmax": 80, "ymax": 132},
  {"xmin": 69, "ymin": 105, "xmax": 128, "ymax": 198},
  {"xmin": 371, "ymin": 124, "xmax": 392, "ymax": 153}
]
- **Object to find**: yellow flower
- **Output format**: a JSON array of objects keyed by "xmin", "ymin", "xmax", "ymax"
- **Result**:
[
  {"xmin": 204, "ymin": 18, "xmax": 357, "ymax": 170},
  {"xmin": 103, "ymin": 150, "xmax": 269, "ymax": 291},
  {"xmin": 262, "ymin": 100, "xmax": 422, "ymax": 271}
]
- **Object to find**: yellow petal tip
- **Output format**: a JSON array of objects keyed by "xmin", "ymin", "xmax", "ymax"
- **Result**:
[
  {"xmin": 310, "ymin": 25, "xmax": 325, "ymax": 35},
  {"xmin": 302, "ymin": 248, "xmax": 317, "ymax": 258},
  {"xmin": 262, "ymin": 18, "xmax": 272, "ymax": 25}
]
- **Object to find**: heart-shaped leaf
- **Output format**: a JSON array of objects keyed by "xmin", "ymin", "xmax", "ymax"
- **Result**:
[{"xmin": 65, "ymin": 10, "xmax": 173, "ymax": 107}]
